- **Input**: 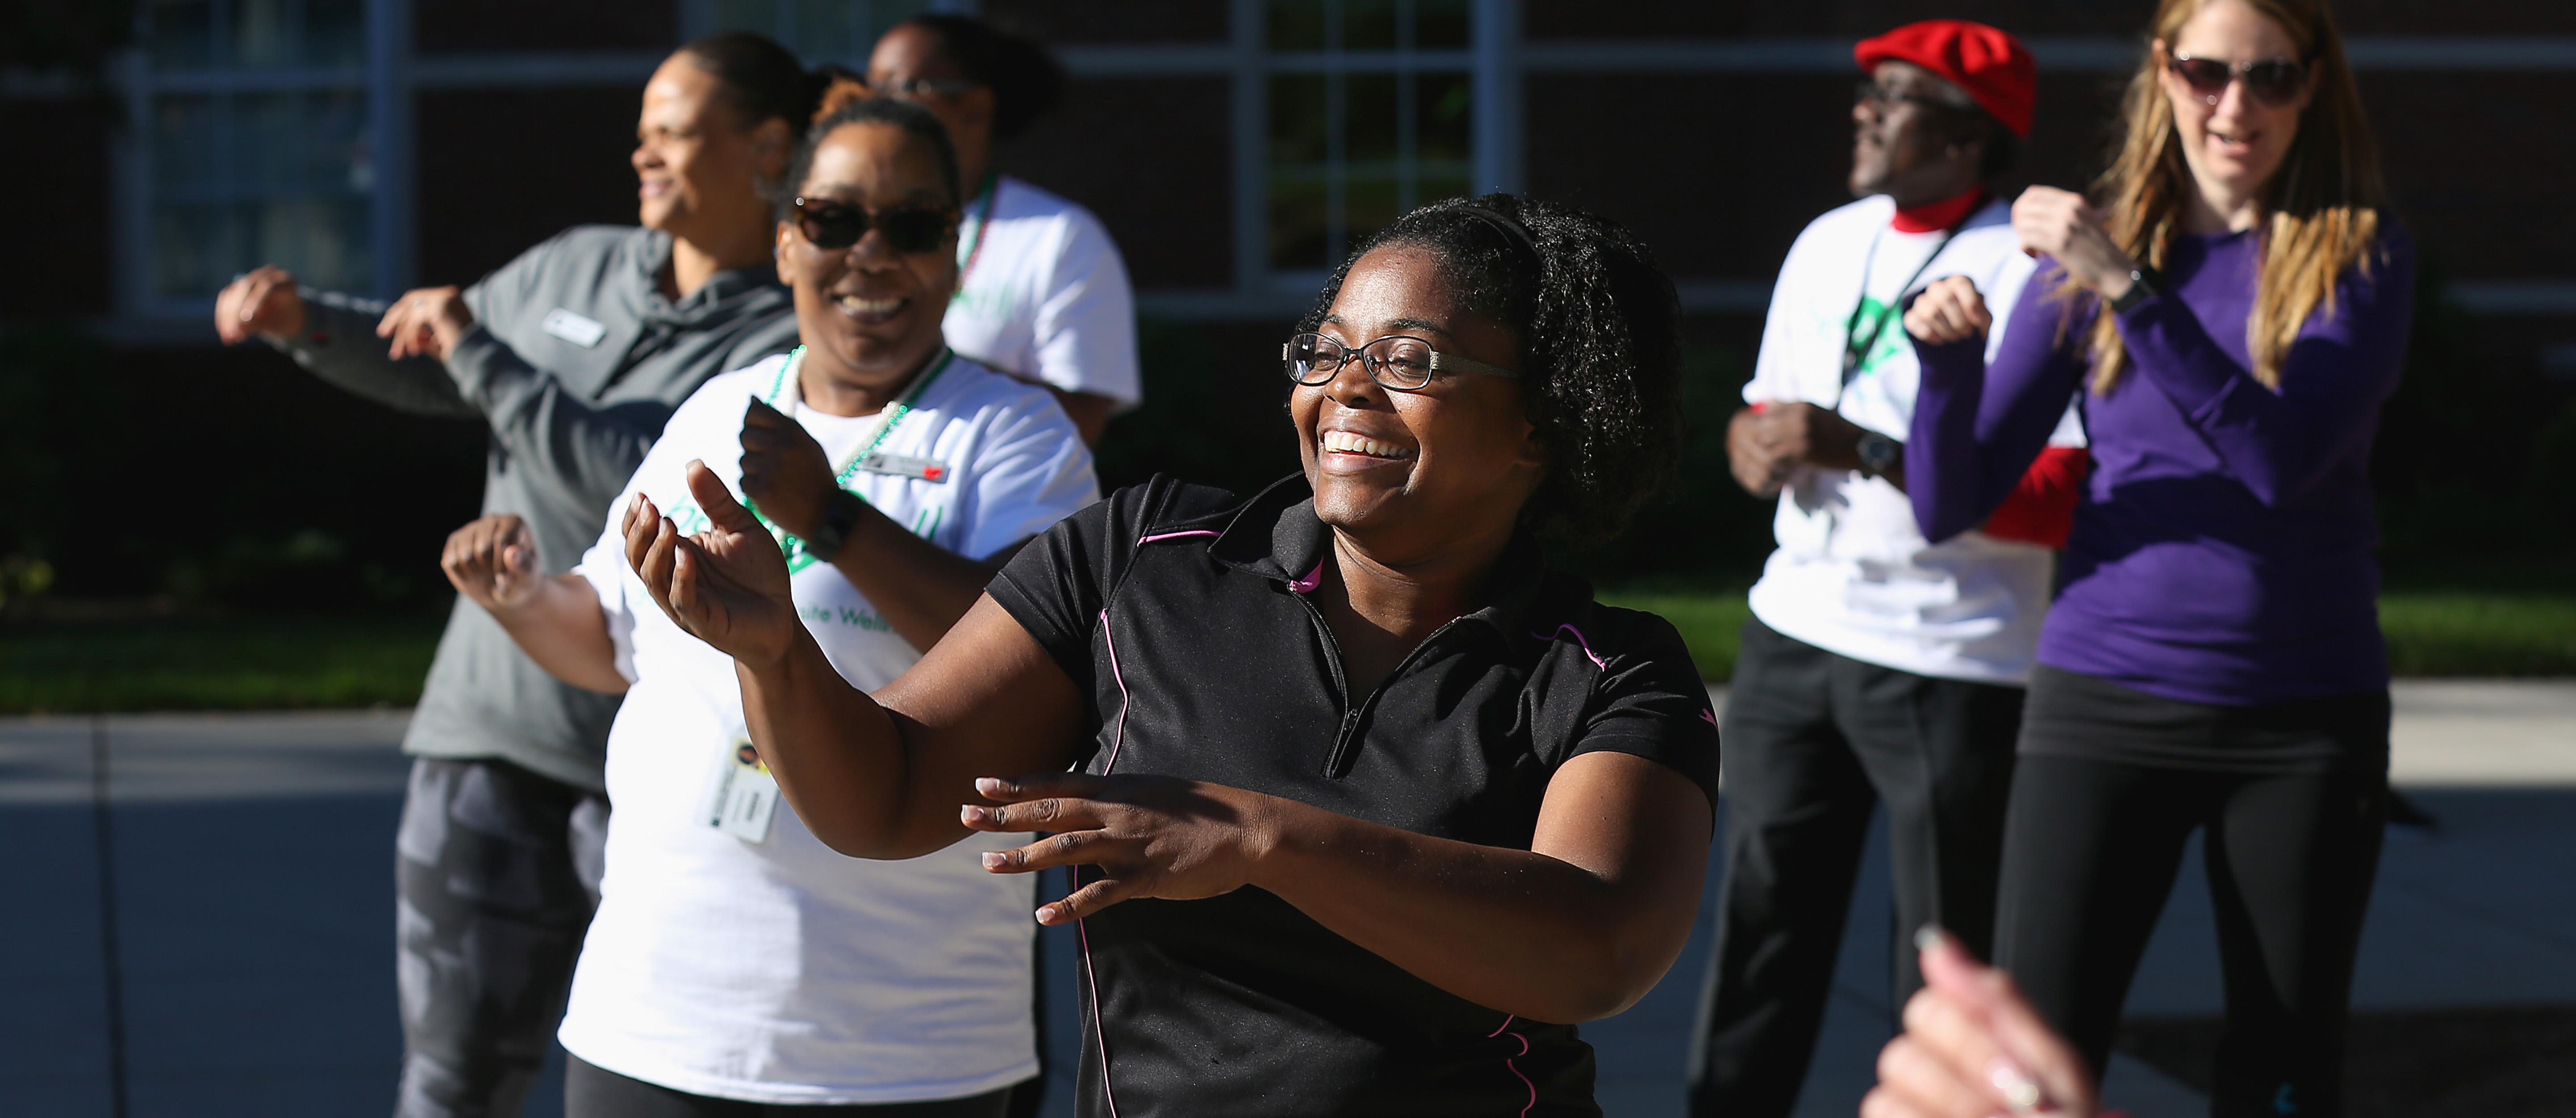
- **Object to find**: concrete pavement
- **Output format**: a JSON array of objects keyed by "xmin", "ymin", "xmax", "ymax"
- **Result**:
[{"xmin": 3, "ymin": 682, "xmax": 2571, "ymax": 1117}]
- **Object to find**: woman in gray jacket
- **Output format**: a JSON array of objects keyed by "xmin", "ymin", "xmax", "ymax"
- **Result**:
[{"xmin": 212, "ymin": 32, "xmax": 818, "ymax": 1118}]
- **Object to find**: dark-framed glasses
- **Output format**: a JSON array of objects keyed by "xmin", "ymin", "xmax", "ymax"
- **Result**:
[
  {"xmin": 789, "ymin": 197, "xmax": 958, "ymax": 254},
  {"xmin": 1853, "ymin": 79, "xmax": 1979, "ymax": 114},
  {"xmin": 875, "ymin": 75, "xmax": 981, "ymax": 102},
  {"xmin": 2165, "ymin": 52, "xmax": 2309, "ymax": 108},
  {"xmin": 1282, "ymin": 332, "xmax": 1521, "ymax": 391}
]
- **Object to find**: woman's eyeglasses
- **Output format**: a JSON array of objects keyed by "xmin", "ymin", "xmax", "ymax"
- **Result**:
[
  {"xmin": 1282, "ymin": 332, "xmax": 1520, "ymax": 392},
  {"xmin": 789, "ymin": 197, "xmax": 958, "ymax": 254},
  {"xmin": 2165, "ymin": 52, "xmax": 2309, "ymax": 108}
]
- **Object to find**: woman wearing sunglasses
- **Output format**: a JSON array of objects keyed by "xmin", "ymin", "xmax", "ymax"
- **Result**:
[
  {"xmin": 1901, "ymin": 0, "xmax": 2410, "ymax": 1113},
  {"xmin": 866, "ymin": 15, "xmax": 1138, "ymax": 446},
  {"xmin": 617, "ymin": 194, "xmax": 1718, "ymax": 1116},
  {"xmin": 440, "ymin": 92, "xmax": 1097, "ymax": 1118}
]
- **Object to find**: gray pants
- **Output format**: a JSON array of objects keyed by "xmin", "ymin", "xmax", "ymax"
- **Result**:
[{"xmin": 395, "ymin": 757, "xmax": 608, "ymax": 1118}]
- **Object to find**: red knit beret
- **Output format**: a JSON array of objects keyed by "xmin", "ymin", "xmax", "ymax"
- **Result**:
[{"xmin": 1855, "ymin": 19, "xmax": 2037, "ymax": 138}]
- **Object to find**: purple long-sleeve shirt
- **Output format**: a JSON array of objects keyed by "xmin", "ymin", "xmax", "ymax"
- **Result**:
[{"xmin": 1907, "ymin": 224, "xmax": 2415, "ymax": 706}]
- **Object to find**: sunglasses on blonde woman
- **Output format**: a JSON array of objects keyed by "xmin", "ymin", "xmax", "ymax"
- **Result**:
[{"xmin": 2165, "ymin": 51, "xmax": 2309, "ymax": 108}]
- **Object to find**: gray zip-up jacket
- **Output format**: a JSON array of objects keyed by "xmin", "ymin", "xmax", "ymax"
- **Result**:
[{"xmin": 270, "ymin": 224, "xmax": 799, "ymax": 790}]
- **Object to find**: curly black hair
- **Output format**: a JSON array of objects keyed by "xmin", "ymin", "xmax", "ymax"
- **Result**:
[
  {"xmin": 1297, "ymin": 195, "xmax": 1685, "ymax": 546},
  {"xmin": 898, "ymin": 15, "xmax": 1068, "ymax": 140},
  {"xmin": 776, "ymin": 97, "xmax": 964, "ymax": 220}
]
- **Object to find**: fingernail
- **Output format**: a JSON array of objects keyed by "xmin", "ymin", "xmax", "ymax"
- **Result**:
[
  {"xmin": 976, "ymin": 777, "xmax": 1007, "ymax": 795},
  {"xmin": 1915, "ymin": 924, "xmax": 1949, "ymax": 954},
  {"xmin": 961, "ymin": 805, "xmax": 987, "ymax": 823},
  {"xmin": 1987, "ymin": 1057, "xmax": 2045, "ymax": 1114},
  {"xmin": 1035, "ymin": 905, "xmax": 1059, "ymax": 923},
  {"xmin": 980, "ymin": 851, "xmax": 1005, "ymax": 869}
]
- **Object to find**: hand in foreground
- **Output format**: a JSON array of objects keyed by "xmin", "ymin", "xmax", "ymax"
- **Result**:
[
  {"xmin": 625, "ymin": 460, "xmax": 801, "ymax": 666},
  {"xmin": 377, "ymin": 285, "xmax": 475, "ymax": 361},
  {"xmin": 737, "ymin": 398, "xmax": 839, "ymax": 541},
  {"xmin": 1904, "ymin": 275, "xmax": 1994, "ymax": 346},
  {"xmin": 2012, "ymin": 186, "xmax": 2140, "ymax": 300},
  {"xmin": 441, "ymin": 514, "xmax": 543, "ymax": 612},
  {"xmin": 1863, "ymin": 928, "xmax": 2098, "ymax": 1118},
  {"xmin": 1728, "ymin": 401, "xmax": 1873, "ymax": 497},
  {"xmin": 963, "ymin": 772, "xmax": 1277, "ymax": 926},
  {"xmin": 215, "ymin": 265, "xmax": 307, "ymax": 344}
]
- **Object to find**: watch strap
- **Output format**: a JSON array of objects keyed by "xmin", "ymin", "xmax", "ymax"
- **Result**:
[
  {"xmin": 805, "ymin": 489, "xmax": 866, "ymax": 563},
  {"xmin": 2108, "ymin": 267, "xmax": 2161, "ymax": 314}
]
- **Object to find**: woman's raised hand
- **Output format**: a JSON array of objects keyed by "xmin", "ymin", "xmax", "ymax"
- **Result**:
[
  {"xmin": 214, "ymin": 266, "xmax": 307, "ymax": 344},
  {"xmin": 2012, "ymin": 186, "xmax": 2141, "ymax": 299},
  {"xmin": 963, "ymin": 773, "xmax": 1276, "ymax": 926},
  {"xmin": 1862, "ymin": 928, "xmax": 2098, "ymax": 1118},
  {"xmin": 377, "ymin": 285, "xmax": 476, "ymax": 361},
  {"xmin": 441, "ymin": 514, "xmax": 543, "ymax": 612},
  {"xmin": 1904, "ymin": 276, "xmax": 1993, "ymax": 346},
  {"xmin": 737, "ymin": 398, "xmax": 837, "ymax": 541},
  {"xmin": 624, "ymin": 460, "xmax": 802, "ymax": 667}
]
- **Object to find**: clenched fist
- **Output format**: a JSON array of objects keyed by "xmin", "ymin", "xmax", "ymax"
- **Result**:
[{"xmin": 442, "ymin": 514, "xmax": 543, "ymax": 613}]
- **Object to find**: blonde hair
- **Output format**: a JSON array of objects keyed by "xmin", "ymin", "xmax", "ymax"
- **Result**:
[{"xmin": 2071, "ymin": 0, "xmax": 2386, "ymax": 393}]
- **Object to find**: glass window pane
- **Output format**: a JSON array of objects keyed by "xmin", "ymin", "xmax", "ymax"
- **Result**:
[
  {"xmin": 1415, "ymin": 72, "xmax": 1472, "ymax": 163},
  {"xmin": 1268, "ymin": 74, "xmax": 1328, "ymax": 167},
  {"xmin": 1346, "ymin": 0, "xmax": 1397, "ymax": 50},
  {"xmin": 1416, "ymin": 172, "xmax": 1471, "ymax": 208},
  {"xmin": 233, "ymin": 0, "xmax": 294, "ymax": 69},
  {"xmin": 148, "ymin": 0, "xmax": 217, "ymax": 70},
  {"xmin": 1268, "ymin": 0, "xmax": 1326, "ymax": 51},
  {"xmin": 1345, "ymin": 73, "xmax": 1396, "ymax": 165},
  {"xmin": 1269, "ymin": 177, "xmax": 1330, "ymax": 271},
  {"xmin": 1416, "ymin": 0, "xmax": 1471, "ymax": 48},
  {"xmin": 1344, "ymin": 175, "xmax": 1401, "ymax": 250},
  {"xmin": 303, "ymin": 0, "xmax": 366, "ymax": 68},
  {"xmin": 152, "ymin": 90, "xmax": 373, "ymax": 297}
]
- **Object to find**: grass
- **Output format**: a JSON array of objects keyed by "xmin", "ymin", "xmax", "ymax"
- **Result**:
[
  {"xmin": 1601, "ymin": 589, "xmax": 2576, "ymax": 682},
  {"xmin": 0, "ymin": 590, "xmax": 2566, "ymax": 712},
  {"xmin": 0, "ymin": 614, "xmax": 446, "ymax": 715}
]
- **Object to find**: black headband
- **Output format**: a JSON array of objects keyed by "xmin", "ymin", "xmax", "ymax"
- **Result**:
[{"xmin": 1457, "ymin": 203, "xmax": 1543, "ymax": 271}]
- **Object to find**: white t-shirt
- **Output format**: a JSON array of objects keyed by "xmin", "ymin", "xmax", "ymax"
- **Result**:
[
  {"xmin": 1742, "ymin": 194, "xmax": 2084, "ymax": 686},
  {"xmin": 557, "ymin": 351, "xmax": 1098, "ymax": 1104},
  {"xmin": 942, "ymin": 175, "xmax": 1142, "ymax": 408}
]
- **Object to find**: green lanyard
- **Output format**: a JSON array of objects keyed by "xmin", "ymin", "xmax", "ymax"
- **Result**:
[{"xmin": 747, "ymin": 344, "xmax": 953, "ymax": 560}]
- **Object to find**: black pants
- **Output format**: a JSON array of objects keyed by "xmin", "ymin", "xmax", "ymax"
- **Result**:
[
  {"xmin": 566, "ymin": 1055, "xmax": 1015, "ymax": 1118},
  {"xmin": 394, "ymin": 757, "xmax": 609, "ymax": 1118},
  {"xmin": 1997, "ymin": 670, "xmax": 2390, "ymax": 1118},
  {"xmin": 1688, "ymin": 619, "xmax": 2025, "ymax": 1118}
]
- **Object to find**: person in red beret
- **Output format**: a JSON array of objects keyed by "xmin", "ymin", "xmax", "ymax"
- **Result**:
[{"xmin": 1690, "ymin": 19, "xmax": 2089, "ymax": 1118}]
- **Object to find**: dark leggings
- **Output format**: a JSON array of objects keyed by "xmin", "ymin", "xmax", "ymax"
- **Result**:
[
  {"xmin": 566, "ymin": 1055, "xmax": 1017, "ymax": 1118},
  {"xmin": 1994, "ymin": 754, "xmax": 2386, "ymax": 1118}
]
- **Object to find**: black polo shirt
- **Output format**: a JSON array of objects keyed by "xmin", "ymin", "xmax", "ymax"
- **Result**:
[{"xmin": 988, "ymin": 474, "xmax": 1720, "ymax": 1118}]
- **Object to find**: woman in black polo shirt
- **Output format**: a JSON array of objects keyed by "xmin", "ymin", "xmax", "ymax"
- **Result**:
[{"xmin": 623, "ymin": 195, "xmax": 1718, "ymax": 1117}]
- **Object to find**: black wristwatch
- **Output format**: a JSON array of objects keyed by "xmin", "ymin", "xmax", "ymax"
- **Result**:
[
  {"xmin": 1855, "ymin": 430, "xmax": 1901, "ymax": 479},
  {"xmin": 804, "ymin": 489, "xmax": 867, "ymax": 563},
  {"xmin": 2108, "ymin": 266, "xmax": 2161, "ymax": 314}
]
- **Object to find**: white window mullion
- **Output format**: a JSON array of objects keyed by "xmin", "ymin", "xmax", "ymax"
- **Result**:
[
  {"xmin": 1470, "ymin": 0, "xmax": 1521, "ymax": 196},
  {"xmin": 368, "ymin": 0, "xmax": 415, "ymax": 297}
]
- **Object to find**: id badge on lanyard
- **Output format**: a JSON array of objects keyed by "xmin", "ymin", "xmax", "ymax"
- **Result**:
[{"xmin": 701, "ymin": 736, "xmax": 782, "ymax": 844}]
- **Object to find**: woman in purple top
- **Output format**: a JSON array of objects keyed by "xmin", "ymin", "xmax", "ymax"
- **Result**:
[{"xmin": 1899, "ymin": 0, "xmax": 2410, "ymax": 1113}]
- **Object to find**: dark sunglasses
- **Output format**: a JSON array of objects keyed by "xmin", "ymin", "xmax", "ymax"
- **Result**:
[
  {"xmin": 2165, "ymin": 52, "xmax": 2309, "ymax": 108},
  {"xmin": 788, "ymin": 197, "xmax": 958, "ymax": 254}
]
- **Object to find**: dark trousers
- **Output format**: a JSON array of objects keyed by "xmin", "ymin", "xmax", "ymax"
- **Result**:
[
  {"xmin": 394, "ymin": 757, "xmax": 609, "ymax": 1118},
  {"xmin": 565, "ymin": 1055, "xmax": 1014, "ymax": 1118},
  {"xmin": 1688, "ymin": 619, "xmax": 2025, "ymax": 1118},
  {"xmin": 1997, "ymin": 754, "xmax": 2386, "ymax": 1118}
]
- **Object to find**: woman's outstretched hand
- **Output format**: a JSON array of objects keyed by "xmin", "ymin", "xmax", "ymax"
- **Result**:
[
  {"xmin": 1863, "ymin": 928, "xmax": 2099, "ymax": 1118},
  {"xmin": 1904, "ymin": 276, "xmax": 1993, "ymax": 346},
  {"xmin": 625, "ymin": 460, "xmax": 801, "ymax": 667},
  {"xmin": 963, "ymin": 773, "xmax": 1278, "ymax": 926}
]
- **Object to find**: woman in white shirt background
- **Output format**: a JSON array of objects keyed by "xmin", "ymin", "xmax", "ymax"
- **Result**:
[
  {"xmin": 436, "ymin": 92, "xmax": 1096, "ymax": 1118},
  {"xmin": 866, "ymin": 15, "xmax": 1142, "ymax": 447}
]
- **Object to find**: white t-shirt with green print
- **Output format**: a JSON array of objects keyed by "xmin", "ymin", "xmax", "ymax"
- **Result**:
[
  {"xmin": 1742, "ymin": 194, "xmax": 2084, "ymax": 686},
  {"xmin": 558, "ymin": 350, "xmax": 1095, "ymax": 1103}
]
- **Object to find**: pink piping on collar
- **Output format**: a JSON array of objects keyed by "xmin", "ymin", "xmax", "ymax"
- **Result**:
[
  {"xmin": 1488, "ymin": 1014, "xmax": 1538, "ymax": 1118},
  {"xmin": 1137, "ymin": 529, "xmax": 1220, "ymax": 545},
  {"xmin": 1288, "ymin": 560, "xmax": 1325, "ymax": 594},
  {"xmin": 1533, "ymin": 623, "xmax": 1608, "ymax": 670}
]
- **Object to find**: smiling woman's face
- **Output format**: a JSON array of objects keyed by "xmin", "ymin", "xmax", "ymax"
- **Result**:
[
  {"xmin": 774, "ymin": 121, "xmax": 959, "ymax": 390},
  {"xmin": 1294, "ymin": 246, "xmax": 1546, "ymax": 559},
  {"xmin": 2158, "ymin": 0, "xmax": 2314, "ymax": 204}
]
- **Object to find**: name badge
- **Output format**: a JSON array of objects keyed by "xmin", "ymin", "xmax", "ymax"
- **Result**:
[
  {"xmin": 542, "ymin": 308, "xmax": 608, "ymax": 348},
  {"xmin": 855, "ymin": 452, "xmax": 951, "ymax": 483},
  {"xmin": 701, "ymin": 737, "xmax": 781, "ymax": 844}
]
